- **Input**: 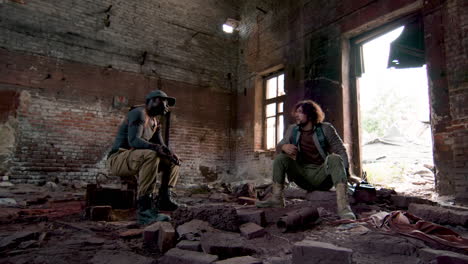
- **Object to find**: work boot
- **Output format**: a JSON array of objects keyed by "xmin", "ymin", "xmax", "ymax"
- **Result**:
[
  {"xmin": 137, "ymin": 195, "xmax": 170, "ymax": 225},
  {"xmin": 256, "ymin": 183, "xmax": 285, "ymax": 208},
  {"xmin": 335, "ymin": 182, "xmax": 356, "ymax": 220},
  {"xmin": 156, "ymin": 187, "xmax": 179, "ymax": 211}
]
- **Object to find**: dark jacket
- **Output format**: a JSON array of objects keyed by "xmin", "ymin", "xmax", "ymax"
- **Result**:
[{"xmin": 276, "ymin": 122, "xmax": 349, "ymax": 169}]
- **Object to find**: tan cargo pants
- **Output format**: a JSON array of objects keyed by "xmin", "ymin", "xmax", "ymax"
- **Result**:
[{"xmin": 107, "ymin": 149, "xmax": 180, "ymax": 198}]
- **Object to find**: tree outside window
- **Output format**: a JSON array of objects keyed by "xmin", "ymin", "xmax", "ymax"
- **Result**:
[{"xmin": 264, "ymin": 73, "xmax": 285, "ymax": 150}]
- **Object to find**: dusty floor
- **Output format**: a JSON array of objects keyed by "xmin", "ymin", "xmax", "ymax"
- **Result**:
[{"xmin": 0, "ymin": 183, "xmax": 467, "ymax": 264}]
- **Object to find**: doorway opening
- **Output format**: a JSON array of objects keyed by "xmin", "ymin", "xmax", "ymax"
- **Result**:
[{"xmin": 357, "ymin": 26, "xmax": 434, "ymax": 198}]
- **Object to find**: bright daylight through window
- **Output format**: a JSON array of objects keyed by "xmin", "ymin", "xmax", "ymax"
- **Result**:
[
  {"xmin": 265, "ymin": 73, "xmax": 285, "ymax": 150},
  {"xmin": 359, "ymin": 26, "xmax": 433, "ymax": 197}
]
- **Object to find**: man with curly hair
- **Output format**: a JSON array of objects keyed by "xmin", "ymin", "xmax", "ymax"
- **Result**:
[{"xmin": 256, "ymin": 100, "xmax": 356, "ymax": 220}]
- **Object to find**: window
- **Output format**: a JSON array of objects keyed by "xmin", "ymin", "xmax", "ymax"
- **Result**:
[{"xmin": 264, "ymin": 73, "xmax": 285, "ymax": 149}]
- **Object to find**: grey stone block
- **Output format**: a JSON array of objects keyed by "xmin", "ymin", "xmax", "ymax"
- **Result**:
[
  {"xmin": 177, "ymin": 240, "xmax": 202, "ymax": 252},
  {"xmin": 240, "ymin": 222, "xmax": 266, "ymax": 239},
  {"xmin": 409, "ymin": 203, "xmax": 468, "ymax": 226},
  {"xmin": 292, "ymin": 240, "xmax": 352, "ymax": 264},
  {"xmin": 201, "ymin": 231, "xmax": 257, "ymax": 259},
  {"xmin": 214, "ymin": 256, "xmax": 262, "ymax": 264},
  {"xmin": 160, "ymin": 248, "xmax": 218, "ymax": 264}
]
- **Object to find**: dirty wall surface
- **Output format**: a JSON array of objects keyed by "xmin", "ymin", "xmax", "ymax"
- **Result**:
[{"xmin": 0, "ymin": 0, "xmax": 239, "ymax": 185}]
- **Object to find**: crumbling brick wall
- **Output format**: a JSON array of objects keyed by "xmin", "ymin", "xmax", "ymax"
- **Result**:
[
  {"xmin": 234, "ymin": 0, "xmax": 468, "ymax": 203},
  {"xmin": 0, "ymin": 0, "xmax": 239, "ymax": 185}
]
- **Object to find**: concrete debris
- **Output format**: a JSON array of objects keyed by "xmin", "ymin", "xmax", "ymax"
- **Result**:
[
  {"xmin": 0, "ymin": 197, "xmax": 17, "ymax": 206},
  {"xmin": 173, "ymin": 204, "xmax": 240, "ymax": 232},
  {"xmin": 200, "ymin": 231, "xmax": 257, "ymax": 259},
  {"xmin": 240, "ymin": 222, "xmax": 266, "ymax": 239},
  {"xmin": 160, "ymin": 247, "xmax": 218, "ymax": 264},
  {"xmin": 0, "ymin": 231, "xmax": 39, "ymax": 251},
  {"xmin": 237, "ymin": 208, "xmax": 267, "ymax": 227},
  {"xmin": 233, "ymin": 183, "xmax": 256, "ymax": 198},
  {"xmin": 418, "ymin": 247, "xmax": 468, "ymax": 264},
  {"xmin": 89, "ymin": 250, "xmax": 154, "ymax": 264},
  {"xmin": 277, "ymin": 207, "xmax": 319, "ymax": 232},
  {"xmin": 214, "ymin": 256, "xmax": 263, "ymax": 264},
  {"xmin": 119, "ymin": 229, "xmax": 143, "ymax": 239},
  {"xmin": 237, "ymin": 196, "xmax": 256, "ymax": 205},
  {"xmin": 209, "ymin": 193, "xmax": 232, "ymax": 202},
  {"xmin": 292, "ymin": 239, "xmax": 353, "ymax": 264},
  {"xmin": 267, "ymin": 256, "xmax": 292, "ymax": 264},
  {"xmin": 391, "ymin": 195, "xmax": 435, "ymax": 209},
  {"xmin": 408, "ymin": 203, "xmax": 468, "ymax": 226},
  {"xmin": 176, "ymin": 219, "xmax": 216, "ymax": 241},
  {"xmin": 0, "ymin": 181, "xmax": 14, "ymax": 187},
  {"xmin": 143, "ymin": 222, "xmax": 161, "ymax": 246},
  {"xmin": 156, "ymin": 221, "xmax": 176, "ymax": 253},
  {"xmin": 176, "ymin": 240, "xmax": 202, "ymax": 251}
]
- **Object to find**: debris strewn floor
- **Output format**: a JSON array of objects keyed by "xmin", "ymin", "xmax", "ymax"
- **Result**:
[{"xmin": 1, "ymin": 183, "xmax": 467, "ymax": 264}]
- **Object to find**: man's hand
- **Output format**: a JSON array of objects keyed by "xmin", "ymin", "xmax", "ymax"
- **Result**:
[
  {"xmin": 151, "ymin": 145, "xmax": 181, "ymax": 165},
  {"xmin": 171, "ymin": 153, "xmax": 181, "ymax": 166},
  {"xmin": 346, "ymin": 168, "xmax": 361, "ymax": 186},
  {"xmin": 281, "ymin": 144, "xmax": 298, "ymax": 156},
  {"xmin": 151, "ymin": 144, "xmax": 170, "ymax": 157}
]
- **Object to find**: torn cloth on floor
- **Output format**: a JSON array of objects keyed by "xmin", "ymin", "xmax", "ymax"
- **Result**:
[{"xmin": 369, "ymin": 211, "xmax": 468, "ymax": 250}]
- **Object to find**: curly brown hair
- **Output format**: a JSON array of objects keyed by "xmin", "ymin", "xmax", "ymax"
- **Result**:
[{"xmin": 293, "ymin": 100, "xmax": 325, "ymax": 125}]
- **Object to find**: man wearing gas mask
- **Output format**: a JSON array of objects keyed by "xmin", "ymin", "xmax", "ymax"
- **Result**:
[{"xmin": 107, "ymin": 90, "xmax": 180, "ymax": 224}]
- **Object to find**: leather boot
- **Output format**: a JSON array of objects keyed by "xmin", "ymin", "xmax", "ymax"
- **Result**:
[
  {"xmin": 156, "ymin": 187, "xmax": 179, "ymax": 211},
  {"xmin": 256, "ymin": 183, "xmax": 285, "ymax": 208},
  {"xmin": 137, "ymin": 195, "xmax": 170, "ymax": 225},
  {"xmin": 335, "ymin": 182, "xmax": 356, "ymax": 220}
]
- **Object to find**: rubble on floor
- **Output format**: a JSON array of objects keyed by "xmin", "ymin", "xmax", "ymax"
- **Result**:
[{"xmin": 0, "ymin": 183, "xmax": 467, "ymax": 264}]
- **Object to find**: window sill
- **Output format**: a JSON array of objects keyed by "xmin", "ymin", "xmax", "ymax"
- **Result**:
[{"xmin": 254, "ymin": 149, "xmax": 276, "ymax": 159}]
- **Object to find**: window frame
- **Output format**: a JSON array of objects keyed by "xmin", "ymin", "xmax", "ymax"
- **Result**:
[{"xmin": 263, "ymin": 71, "xmax": 285, "ymax": 150}]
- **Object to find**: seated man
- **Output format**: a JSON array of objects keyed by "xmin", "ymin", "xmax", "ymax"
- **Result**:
[
  {"xmin": 107, "ymin": 90, "xmax": 181, "ymax": 224},
  {"xmin": 256, "ymin": 100, "xmax": 356, "ymax": 220}
]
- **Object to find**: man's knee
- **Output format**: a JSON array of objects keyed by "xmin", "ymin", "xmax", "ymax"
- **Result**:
[
  {"xmin": 137, "ymin": 149, "xmax": 158, "ymax": 160},
  {"xmin": 274, "ymin": 153, "xmax": 293, "ymax": 166},
  {"xmin": 326, "ymin": 154, "xmax": 343, "ymax": 166}
]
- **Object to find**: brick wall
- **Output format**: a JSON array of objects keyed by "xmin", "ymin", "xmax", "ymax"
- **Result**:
[
  {"xmin": 234, "ymin": 0, "xmax": 468, "ymax": 203},
  {"xmin": 0, "ymin": 0, "xmax": 238, "ymax": 185}
]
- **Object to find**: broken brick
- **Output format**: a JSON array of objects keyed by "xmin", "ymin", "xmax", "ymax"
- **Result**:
[
  {"xmin": 237, "ymin": 208, "xmax": 266, "ymax": 227},
  {"xmin": 239, "ymin": 222, "xmax": 266, "ymax": 239},
  {"xmin": 119, "ymin": 229, "xmax": 143, "ymax": 239},
  {"xmin": 176, "ymin": 240, "xmax": 202, "ymax": 252},
  {"xmin": 143, "ymin": 221, "xmax": 176, "ymax": 252},
  {"xmin": 419, "ymin": 247, "xmax": 468, "ymax": 264},
  {"xmin": 408, "ymin": 203, "xmax": 468, "ymax": 226},
  {"xmin": 173, "ymin": 204, "xmax": 240, "ymax": 232},
  {"xmin": 214, "ymin": 256, "xmax": 262, "ymax": 264},
  {"xmin": 143, "ymin": 222, "xmax": 161, "ymax": 246},
  {"xmin": 176, "ymin": 219, "xmax": 215, "ymax": 241},
  {"xmin": 200, "ymin": 231, "xmax": 256, "ymax": 259},
  {"xmin": 157, "ymin": 221, "xmax": 176, "ymax": 253},
  {"xmin": 160, "ymin": 247, "xmax": 218, "ymax": 264},
  {"xmin": 292, "ymin": 239, "xmax": 352, "ymax": 264}
]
